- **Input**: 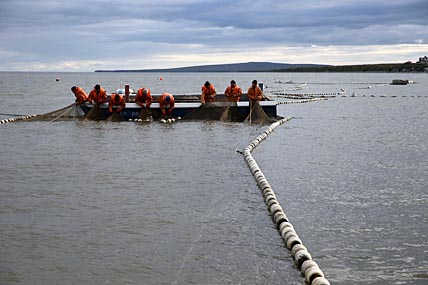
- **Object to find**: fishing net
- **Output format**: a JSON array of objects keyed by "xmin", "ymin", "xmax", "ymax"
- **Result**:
[
  {"xmin": 107, "ymin": 112, "xmax": 123, "ymax": 122},
  {"xmin": 139, "ymin": 108, "xmax": 151, "ymax": 120},
  {"xmin": 28, "ymin": 103, "xmax": 83, "ymax": 121},
  {"xmin": 244, "ymin": 101, "xmax": 274, "ymax": 125},
  {"xmin": 84, "ymin": 103, "xmax": 106, "ymax": 121},
  {"xmin": 183, "ymin": 103, "xmax": 226, "ymax": 121},
  {"xmin": 220, "ymin": 102, "xmax": 245, "ymax": 122}
]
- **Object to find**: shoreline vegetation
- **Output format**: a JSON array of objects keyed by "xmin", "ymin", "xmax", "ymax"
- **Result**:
[
  {"xmin": 276, "ymin": 62, "xmax": 428, "ymax": 73},
  {"xmin": 95, "ymin": 61, "xmax": 428, "ymax": 73}
]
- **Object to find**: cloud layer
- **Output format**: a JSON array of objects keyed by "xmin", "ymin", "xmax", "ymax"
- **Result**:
[{"xmin": 1, "ymin": 0, "xmax": 427, "ymax": 71}]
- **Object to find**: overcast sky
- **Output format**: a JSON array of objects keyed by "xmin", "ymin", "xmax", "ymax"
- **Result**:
[{"xmin": 1, "ymin": 0, "xmax": 427, "ymax": 71}]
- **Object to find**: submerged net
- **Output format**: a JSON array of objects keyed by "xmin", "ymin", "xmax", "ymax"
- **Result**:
[
  {"xmin": 107, "ymin": 112, "xmax": 123, "ymax": 122},
  {"xmin": 139, "ymin": 108, "xmax": 151, "ymax": 120},
  {"xmin": 220, "ymin": 102, "xmax": 245, "ymax": 122},
  {"xmin": 244, "ymin": 101, "xmax": 274, "ymax": 125},
  {"xmin": 84, "ymin": 103, "xmax": 106, "ymax": 121},
  {"xmin": 28, "ymin": 103, "xmax": 83, "ymax": 121},
  {"xmin": 183, "ymin": 103, "xmax": 227, "ymax": 121}
]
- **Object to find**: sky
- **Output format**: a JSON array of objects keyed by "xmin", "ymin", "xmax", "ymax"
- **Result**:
[{"xmin": 0, "ymin": 0, "xmax": 427, "ymax": 71}]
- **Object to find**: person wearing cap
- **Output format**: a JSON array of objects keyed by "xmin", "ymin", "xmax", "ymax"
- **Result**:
[
  {"xmin": 224, "ymin": 80, "xmax": 242, "ymax": 102},
  {"xmin": 108, "ymin": 93, "xmax": 126, "ymax": 113},
  {"xmin": 158, "ymin": 93, "xmax": 175, "ymax": 117},
  {"xmin": 88, "ymin": 84, "xmax": 108, "ymax": 104},
  {"xmin": 71, "ymin": 86, "xmax": 88, "ymax": 105},
  {"xmin": 247, "ymin": 80, "xmax": 264, "ymax": 103},
  {"xmin": 135, "ymin": 87, "xmax": 152, "ymax": 110},
  {"xmin": 201, "ymin": 81, "xmax": 217, "ymax": 104}
]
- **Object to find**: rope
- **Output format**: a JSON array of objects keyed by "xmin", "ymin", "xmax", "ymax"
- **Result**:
[
  {"xmin": 46, "ymin": 105, "xmax": 76, "ymax": 123},
  {"xmin": 241, "ymin": 118, "xmax": 330, "ymax": 285}
]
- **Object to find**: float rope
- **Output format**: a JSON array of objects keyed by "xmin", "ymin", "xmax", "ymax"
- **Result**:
[
  {"xmin": 275, "ymin": 98, "xmax": 327, "ymax": 105},
  {"xmin": 0, "ymin": 114, "xmax": 37, "ymax": 125},
  {"xmin": 241, "ymin": 118, "xmax": 330, "ymax": 285}
]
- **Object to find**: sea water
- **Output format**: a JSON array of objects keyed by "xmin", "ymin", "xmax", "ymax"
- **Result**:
[{"xmin": 0, "ymin": 72, "xmax": 427, "ymax": 284}]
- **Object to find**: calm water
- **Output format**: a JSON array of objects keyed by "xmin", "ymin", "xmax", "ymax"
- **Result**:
[{"xmin": 0, "ymin": 72, "xmax": 427, "ymax": 284}]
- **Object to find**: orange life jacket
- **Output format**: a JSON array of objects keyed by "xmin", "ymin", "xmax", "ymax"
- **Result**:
[
  {"xmin": 108, "ymin": 94, "xmax": 126, "ymax": 113},
  {"xmin": 73, "ymin": 86, "xmax": 88, "ymax": 105},
  {"xmin": 88, "ymin": 87, "xmax": 108, "ymax": 104},
  {"xmin": 247, "ymin": 86, "xmax": 263, "ymax": 102},
  {"xmin": 135, "ymin": 88, "xmax": 152, "ymax": 108},
  {"xmin": 201, "ymin": 84, "xmax": 217, "ymax": 103},
  {"xmin": 158, "ymin": 93, "xmax": 175, "ymax": 115},
  {"xmin": 224, "ymin": 86, "xmax": 242, "ymax": 102}
]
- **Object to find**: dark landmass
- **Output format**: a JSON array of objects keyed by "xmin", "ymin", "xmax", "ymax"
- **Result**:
[
  {"xmin": 94, "ymin": 62, "xmax": 328, "ymax": 72},
  {"xmin": 277, "ymin": 62, "xmax": 428, "ymax": 73},
  {"xmin": 95, "ymin": 61, "xmax": 428, "ymax": 73}
]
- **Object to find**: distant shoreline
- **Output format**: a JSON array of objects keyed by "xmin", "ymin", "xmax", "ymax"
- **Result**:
[{"xmin": 95, "ymin": 62, "xmax": 428, "ymax": 73}]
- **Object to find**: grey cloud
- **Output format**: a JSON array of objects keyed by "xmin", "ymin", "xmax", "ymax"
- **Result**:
[{"xmin": 0, "ymin": 0, "xmax": 427, "ymax": 70}]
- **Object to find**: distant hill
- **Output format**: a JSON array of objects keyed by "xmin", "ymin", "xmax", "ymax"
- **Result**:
[{"xmin": 94, "ymin": 62, "xmax": 328, "ymax": 72}]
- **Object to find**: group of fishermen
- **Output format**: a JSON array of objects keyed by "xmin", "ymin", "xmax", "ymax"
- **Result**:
[
  {"xmin": 71, "ymin": 85, "xmax": 174, "ymax": 117},
  {"xmin": 70, "ymin": 79, "xmax": 264, "ymax": 118},
  {"xmin": 201, "ymin": 79, "xmax": 264, "ymax": 104}
]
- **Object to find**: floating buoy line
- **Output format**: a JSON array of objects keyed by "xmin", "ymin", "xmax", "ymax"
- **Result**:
[
  {"xmin": 0, "ymin": 114, "xmax": 36, "ymax": 124},
  {"xmin": 275, "ymin": 98, "xmax": 327, "ymax": 105},
  {"xmin": 240, "ymin": 118, "xmax": 330, "ymax": 285}
]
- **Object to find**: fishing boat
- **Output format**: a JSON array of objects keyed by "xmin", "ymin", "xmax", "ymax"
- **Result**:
[{"xmin": 77, "ymin": 85, "xmax": 280, "ymax": 120}]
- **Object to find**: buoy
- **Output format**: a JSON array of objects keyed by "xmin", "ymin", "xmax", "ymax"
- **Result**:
[
  {"xmin": 274, "ymin": 211, "xmax": 288, "ymax": 226},
  {"xmin": 294, "ymin": 250, "xmax": 312, "ymax": 268},
  {"xmin": 266, "ymin": 198, "xmax": 278, "ymax": 208},
  {"xmin": 279, "ymin": 222, "xmax": 294, "ymax": 234},
  {"xmin": 283, "ymin": 230, "xmax": 298, "ymax": 244},
  {"xmin": 305, "ymin": 266, "xmax": 324, "ymax": 284},
  {"xmin": 160, "ymin": 119, "xmax": 166, "ymax": 123},
  {"xmin": 301, "ymin": 260, "xmax": 319, "ymax": 275},
  {"xmin": 159, "ymin": 77, "xmax": 163, "ymax": 80},
  {"xmin": 291, "ymin": 244, "xmax": 307, "ymax": 257},
  {"xmin": 312, "ymin": 277, "xmax": 330, "ymax": 285},
  {"xmin": 128, "ymin": 119, "xmax": 132, "ymax": 121},
  {"xmin": 55, "ymin": 77, "xmax": 60, "ymax": 81}
]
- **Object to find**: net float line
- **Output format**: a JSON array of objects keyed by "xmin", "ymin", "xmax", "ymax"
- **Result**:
[
  {"xmin": 241, "ymin": 117, "xmax": 330, "ymax": 285},
  {"xmin": 0, "ymin": 114, "xmax": 37, "ymax": 125},
  {"xmin": 275, "ymin": 98, "xmax": 327, "ymax": 105}
]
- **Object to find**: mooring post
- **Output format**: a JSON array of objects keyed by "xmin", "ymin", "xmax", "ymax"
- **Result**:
[{"xmin": 125, "ymin": 84, "xmax": 130, "ymax": 102}]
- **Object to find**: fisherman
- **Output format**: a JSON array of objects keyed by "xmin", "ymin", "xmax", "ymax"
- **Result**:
[
  {"xmin": 88, "ymin": 84, "xmax": 108, "ymax": 104},
  {"xmin": 108, "ymin": 93, "xmax": 126, "ymax": 113},
  {"xmin": 224, "ymin": 80, "xmax": 242, "ymax": 102},
  {"xmin": 247, "ymin": 80, "xmax": 264, "ymax": 103},
  {"xmin": 135, "ymin": 87, "xmax": 152, "ymax": 111},
  {"xmin": 201, "ymin": 81, "xmax": 216, "ymax": 104},
  {"xmin": 158, "ymin": 93, "xmax": 175, "ymax": 117},
  {"xmin": 71, "ymin": 86, "xmax": 88, "ymax": 105}
]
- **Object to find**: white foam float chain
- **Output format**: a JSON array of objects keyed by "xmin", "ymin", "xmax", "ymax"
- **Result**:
[
  {"xmin": 0, "ymin": 114, "xmax": 37, "ymax": 125},
  {"xmin": 243, "ymin": 117, "xmax": 330, "ymax": 285},
  {"xmin": 275, "ymin": 98, "xmax": 327, "ymax": 105}
]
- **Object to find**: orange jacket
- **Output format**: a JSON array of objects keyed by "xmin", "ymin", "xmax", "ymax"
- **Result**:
[
  {"xmin": 224, "ymin": 85, "xmax": 242, "ymax": 102},
  {"xmin": 247, "ymin": 86, "xmax": 263, "ymax": 102},
  {"xmin": 108, "ymin": 94, "xmax": 126, "ymax": 113},
  {"xmin": 135, "ymin": 88, "xmax": 152, "ymax": 108},
  {"xmin": 88, "ymin": 87, "xmax": 108, "ymax": 104},
  {"xmin": 158, "ymin": 93, "xmax": 175, "ymax": 116},
  {"xmin": 201, "ymin": 84, "xmax": 217, "ymax": 103},
  {"xmin": 73, "ymin": 86, "xmax": 88, "ymax": 105}
]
